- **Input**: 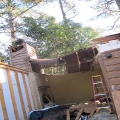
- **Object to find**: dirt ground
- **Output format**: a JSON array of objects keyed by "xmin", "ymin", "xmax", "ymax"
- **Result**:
[{"xmin": 88, "ymin": 109, "xmax": 117, "ymax": 120}]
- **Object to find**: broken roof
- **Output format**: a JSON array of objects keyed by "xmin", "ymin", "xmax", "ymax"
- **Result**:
[{"xmin": 30, "ymin": 47, "xmax": 98, "ymax": 73}]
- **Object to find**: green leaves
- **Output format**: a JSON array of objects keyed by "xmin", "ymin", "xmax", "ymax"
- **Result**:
[{"xmin": 18, "ymin": 15, "xmax": 99, "ymax": 58}]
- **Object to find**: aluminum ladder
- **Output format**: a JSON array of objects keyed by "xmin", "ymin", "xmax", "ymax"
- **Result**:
[{"xmin": 91, "ymin": 75, "xmax": 111, "ymax": 112}]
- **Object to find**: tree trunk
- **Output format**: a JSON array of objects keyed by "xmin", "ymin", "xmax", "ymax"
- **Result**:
[
  {"xmin": 9, "ymin": 13, "xmax": 15, "ymax": 41},
  {"xmin": 115, "ymin": 0, "xmax": 120, "ymax": 10},
  {"xmin": 8, "ymin": 0, "xmax": 16, "ymax": 41},
  {"xmin": 58, "ymin": 0, "xmax": 66, "ymax": 21}
]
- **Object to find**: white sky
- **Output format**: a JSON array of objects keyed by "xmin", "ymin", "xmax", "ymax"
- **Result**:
[{"xmin": 36, "ymin": 1, "xmax": 120, "ymax": 36}]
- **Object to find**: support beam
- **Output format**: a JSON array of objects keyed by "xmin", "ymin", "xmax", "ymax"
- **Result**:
[
  {"xmin": 15, "ymin": 71, "xmax": 27, "ymax": 120},
  {"xmin": 6, "ymin": 69, "xmax": 19, "ymax": 120}
]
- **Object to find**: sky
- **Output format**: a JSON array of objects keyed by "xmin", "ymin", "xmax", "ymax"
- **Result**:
[
  {"xmin": 36, "ymin": 0, "xmax": 120, "ymax": 36},
  {"xmin": 0, "ymin": 0, "xmax": 120, "ymax": 52}
]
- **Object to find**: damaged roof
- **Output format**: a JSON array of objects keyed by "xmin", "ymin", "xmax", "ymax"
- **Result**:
[{"xmin": 30, "ymin": 47, "xmax": 98, "ymax": 73}]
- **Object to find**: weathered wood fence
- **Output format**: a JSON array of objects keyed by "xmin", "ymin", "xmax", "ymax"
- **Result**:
[{"xmin": 0, "ymin": 62, "xmax": 36, "ymax": 120}]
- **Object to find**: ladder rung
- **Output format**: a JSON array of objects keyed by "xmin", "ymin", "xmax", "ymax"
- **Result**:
[
  {"xmin": 92, "ymin": 75, "xmax": 101, "ymax": 78},
  {"xmin": 97, "ymin": 106, "xmax": 110, "ymax": 109},
  {"xmin": 95, "ymin": 93, "xmax": 106, "ymax": 96},
  {"xmin": 96, "ymin": 86, "xmax": 105, "ymax": 88},
  {"xmin": 94, "ymin": 82, "xmax": 102, "ymax": 84}
]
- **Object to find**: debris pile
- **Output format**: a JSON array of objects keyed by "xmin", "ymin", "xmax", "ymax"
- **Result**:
[{"xmin": 68, "ymin": 101, "xmax": 95, "ymax": 120}]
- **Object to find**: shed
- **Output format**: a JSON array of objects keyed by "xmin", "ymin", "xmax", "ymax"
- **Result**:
[
  {"xmin": 93, "ymin": 33, "xmax": 120, "ymax": 119},
  {"xmin": 8, "ymin": 33, "xmax": 120, "ymax": 119}
]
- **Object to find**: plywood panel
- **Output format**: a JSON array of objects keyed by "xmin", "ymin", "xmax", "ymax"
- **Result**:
[
  {"xmin": 112, "ymin": 91, "xmax": 120, "ymax": 120},
  {"xmin": 10, "ymin": 71, "xmax": 24, "ymax": 120},
  {"xmin": 46, "ymin": 69, "xmax": 103, "ymax": 104},
  {"xmin": 27, "ymin": 74, "xmax": 37, "ymax": 109},
  {"xmin": 15, "ymin": 71, "xmax": 27, "ymax": 120},
  {"xmin": 6, "ymin": 69, "xmax": 19, "ymax": 120},
  {"xmin": 25, "ymin": 74, "xmax": 34, "ymax": 110},
  {"xmin": 22, "ymin": 73, "xmax": 32, "ymax": 111},
  {"xmin": 18, "ymin": 72, "xmax": 29, "ymax": 118},
  {"xmin": 28, "ymin": 73, "xmax": 42, "ymax": 109}
]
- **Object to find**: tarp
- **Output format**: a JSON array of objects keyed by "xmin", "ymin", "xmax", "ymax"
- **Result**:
[
  {"xmin": 29, "ymin": 105, "xmax": 89, "ymax": 120},
  {"xmin": 29, "ymin": 105, "xmax": 67, "ymax": 120}
]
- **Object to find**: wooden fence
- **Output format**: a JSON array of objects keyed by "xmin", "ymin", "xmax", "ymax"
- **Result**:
[{"xmin": 0, "ymin": 62, "xmax": 36, "ymax": 120}]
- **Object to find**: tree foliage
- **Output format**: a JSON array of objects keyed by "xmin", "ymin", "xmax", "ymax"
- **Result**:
[
  {"xmin": 0, "ymin": 0, "xmax": 43, "ymax": 41},
  {"xmin": 18, "ymin": 14, "xmax": 99, "ymax": 58}
]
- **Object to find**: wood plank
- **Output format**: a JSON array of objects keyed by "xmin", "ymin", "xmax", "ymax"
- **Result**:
[
  {"xmin": 11, "ymin": 48, "xmax": 26, "ymax": 57},
  {"xmin": 102, "ymin": 50, "xmax": 120, "ymax": 59},
  {"xmin": 12, "ymin": 61, "xmax": 29, "ymax": 65},
  {"xmin": 98, "ymin": 55, "xmax": 112, "ymax": 91},
  {"xmin": 75, "ymin": 108, "xmax": 83, "ymax": 120},
  {"xmin": 112, "ymin": 91, "xmax": 120, "ymax": 120},
  {"xmin": 93, "ymin": 34, "xmax": 120, "ymax": 44},
  {"xmin": 0, "ymin": 78, "xmax": 8, "ymax": 120},
  {"xmin": 13, "ymin": 64, "xmax": 30, "ymax": 68},
  {"xmin": 11, "ymin": 58, "xmax": 28, "ymax": 63},
  {"xmin": 0, "ymin": 65, "xmax": 28, "ymax": 73},
  {"xmin": 110, "ymin": 77, "xmax": 120, "ymax": 85},
  {"xmin": 15, "ymin": 71, "xmax": 27, "ymax": 120},
  {"xmin": 108, "ymin": 71, "xmax": 120, "ymax": 79},
  {"xmin": 22, "ymin": 72, "xmax": 32, "ymax": 111},
  {"xmin": 113, "ymin": 84, "xmax": 120, "ymax": 91},
  {"xmin": 66, "ymin": 109, "xmax": 70, "ymax": 120},
  {"xmin": 11, "ymin": 57, "xmax": 28, "ymax": 61},
  {"xmin": 12, "ymin": 54, "xmax": 28, "ymax": 58},
  {"xmin": 106, "ymin": 64, "xmax": 120, "ymax": 72},
  {"xmin": 27, "ymin": 74, "xmax": 37, "ymax": 110},
  {"xmin": 6, "ymin": 69, "xmax": 19, "ymax": 120},
  {"xmin": 105, "ymin": 57, "xmax": 120, "ymax": 66}
]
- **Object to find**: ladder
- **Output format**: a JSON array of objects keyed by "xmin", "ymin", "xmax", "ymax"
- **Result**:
[{"xmin": 91, "ymin": 75, "xmax": 111, "ymax": 112}]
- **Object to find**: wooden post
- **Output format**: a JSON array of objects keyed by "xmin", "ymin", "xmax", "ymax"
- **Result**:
[
  {"xmin": 0, "ymin": 80, "xmax": 8, "ymax": 120},
  {"xmin": 15, "ymin": 71, "xmax": 27, "ymax": 120},
  {"xmin": 6, "ymin": 68, "xmax": 19, "ymax": 120},
  {"xmin": 75, "ymin": 108, "xmax": 83, "ymax": 120},
  {"xmin": 22, "ymin": 72, "xmax": 32, "ymax": 111},
  {"xmin": 66, "ymin": 109, "xmax": 70, "ymax": 120},
  {"xmin": 27, "ymin": 74, "xmax": 37, "ymax": 110}
]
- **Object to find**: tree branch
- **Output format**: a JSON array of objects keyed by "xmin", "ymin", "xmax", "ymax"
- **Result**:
[
  {"xmin": 109, "ymin": 16, "xmax": 120, "ymax": 30},
  {"xmin": 65, "ymin": 4, "xmax": 75, "ymax": 13},
  {"xmin": 68, "ymin": 12, "xmax": 79, "ymax": 20},
  {"xmin": 13, "ymin": 2, "xmax": 40, "ymax": 20}
]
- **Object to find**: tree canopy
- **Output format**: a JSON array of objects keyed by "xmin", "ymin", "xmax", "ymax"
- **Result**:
[{"xmin": 18, "ymin": 14, "xmax": 99, "ymax": 58}]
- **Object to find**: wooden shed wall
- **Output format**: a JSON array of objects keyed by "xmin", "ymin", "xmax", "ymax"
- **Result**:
[
  {"xmin": 9, "ymin": 43, "xmax": 37, "ymax": 72},
  {"xmin": 98, "ymin": 48, "xmax": 120, "ymax": 120},
  {"xmin": 0, "ymin": 62, "xmax": 37, "ymax": 120}
]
